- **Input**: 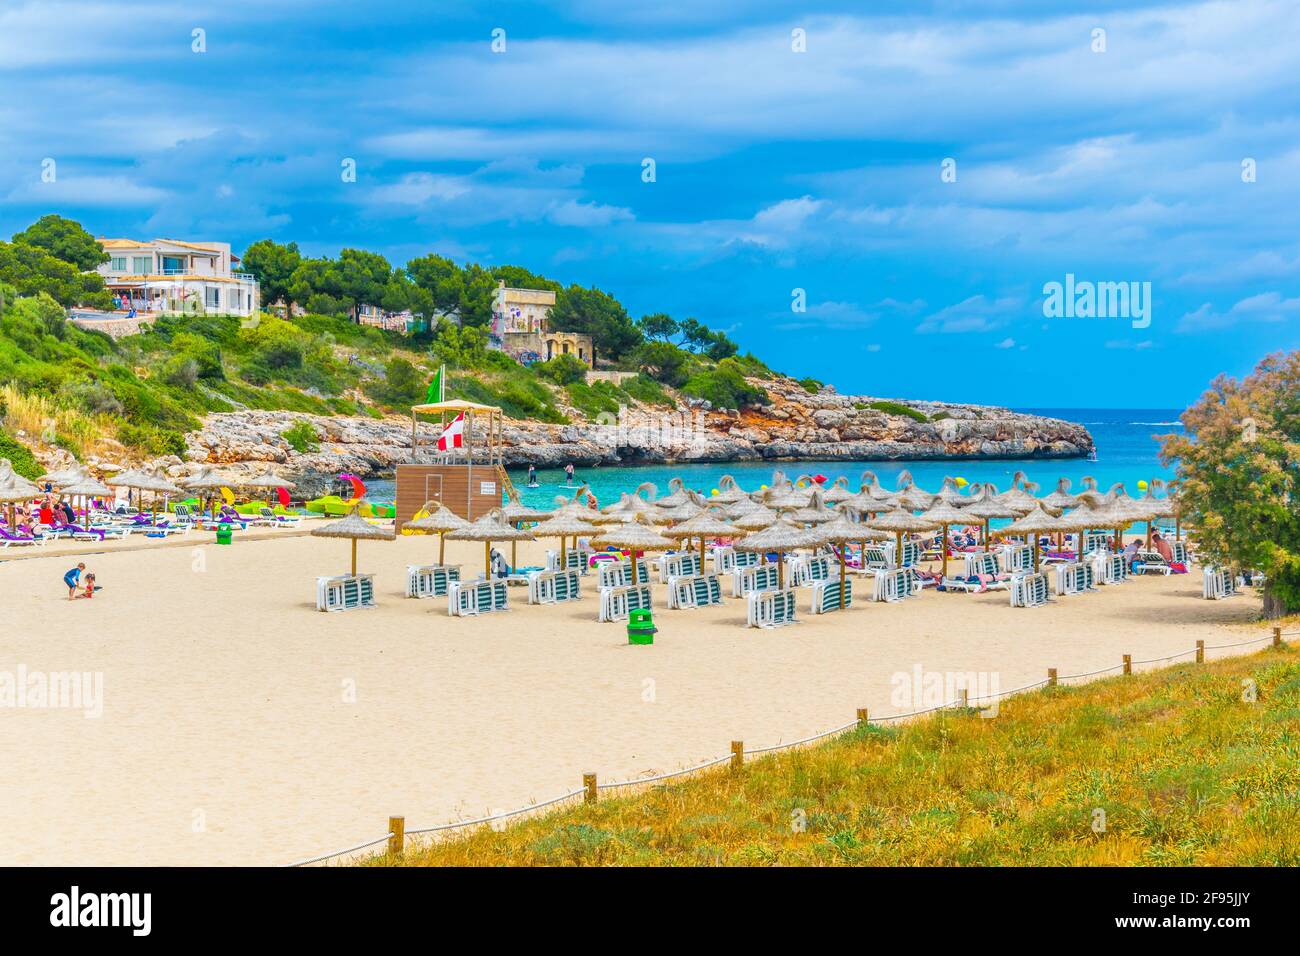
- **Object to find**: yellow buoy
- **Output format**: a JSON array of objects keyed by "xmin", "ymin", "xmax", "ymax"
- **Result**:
[
  {"xmin": 1137, "ymin": 480, "xmax": 1148, "ymax": 491},
  {"xmin": 955, "ymin": 477, "xmax": 968, "ymax": 488}
]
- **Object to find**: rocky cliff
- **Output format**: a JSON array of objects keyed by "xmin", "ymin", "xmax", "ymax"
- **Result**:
[{"xmin": 154, "ymin": 376, "xmax": 1094, "ymax": 497}]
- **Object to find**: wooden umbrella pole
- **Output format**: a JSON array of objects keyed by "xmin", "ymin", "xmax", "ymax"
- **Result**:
[
  {"xmin": 984, "ymin": 519, "xmax": 991, "ymax": 552},
  {"xmin": 439, "ymin": 532, "xmax": 446, "ymax": 565},
  {"xmin": 942, "ymin": 523, "xmax": 949, "ymax": 577},
  {"xmin": 777, "ymin": 550, "xmax": 784, "ymax": 589},
  {"xmin": 896, "ymin": 531, "xmax": 903, "ymax": 568},
  {"xmin": 351, "ymin": 539, "xmax": 357, "ymax": 576},
  {"xmin": 559, "ymin": 534, "xmax": 567, "ymax": 567},
  {"xmin": 838, "ymin": 539, "xmax": 846, "ymax": 608},
  {"xmin": 630, "ymin": 548, "xmax": 638, "ymax": 585},
  {"xmin": 484, "ymin": 540, "xmax": 491, "ymax": 578}
]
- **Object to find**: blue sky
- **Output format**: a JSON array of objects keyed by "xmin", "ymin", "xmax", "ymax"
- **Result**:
[{"xmin": 2, "ymin": 0, "xmax": 1298, "ymax": 407}]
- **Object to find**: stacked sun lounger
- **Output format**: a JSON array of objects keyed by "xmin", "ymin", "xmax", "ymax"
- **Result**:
[
  {"xmin": 1052, "ymin": 561, "xmax": 1096, "ymax": 595},
  {"xmin": 1093, "ymin": 553, "xmax": 1128, "ymax": 585},
  {"xmin": 317, "ymin": 574, "xmax": 376, "ymax": 612},
  {"xmin": 597, "ymin": 560, "xmax": 651, "ymax": 589},
  {"xmin": 999, "ymin": 544, "xmax": 1034, "ymax": 574},
  {"xmin": 667, "ymin": 573, "xmax": 724, "ymax": 609},
  {"xmin": 1171, "ymin": 541, "xmax": 1191, "ymax": 565},
  {"xmin": 747, "ymin": 588, "xmax": 798, "ymax": 628},
  {"xmin": 710, "ymin": 545, "xmax": 755, "ymax": 575},
  {"xmin": 598, "ymin": 582, "xmax": 653, "ymax": 622},
  {"xmin": 1009, "ymin": 572, "xmax": 1050, "ymax": 608},
  {"xmin": 406, "ymin": 564, "xmax": 461, "ymax": 598},
  {"xmin": 732, "ymin": 562, "xmax": 781, "ymax": 598},
  {"xmin": 527, "ymin": 569, "xmax": 582, "ymax": 605},
  {"xmin": 786, "ymin": 554, "xmax": 836, "ymax": 588},
  {"xmin": 810, "ymin": 578, "xmax": 852, "ymax": 613},
  {"xmin": 870, "ymin": 567, "xmax": 918, "ymax": 602},
  {"xmin": 658, "ymin": 551, "xmax": 702, "ymax": 583},
  {"xmin": 1202, "ymin": 566, "xmax": 1238, "ymax": 600},
  {"xmin": 448, "ymin": 579, "xmax": 510, "ymax": 616},
  {"xmin": 546, "ymin": 548, "xmax": 593, "ymax": 574}
]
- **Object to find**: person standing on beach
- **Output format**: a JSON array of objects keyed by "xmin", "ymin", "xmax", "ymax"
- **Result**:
[{"xmin": 64, "ymin": 563, "xmax": 86, "ymax": 599}]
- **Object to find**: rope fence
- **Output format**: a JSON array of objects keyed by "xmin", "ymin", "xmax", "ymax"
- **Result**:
[{"xmin": 286, "ymin": 626, "xmax": 1292, "ymax": 866}]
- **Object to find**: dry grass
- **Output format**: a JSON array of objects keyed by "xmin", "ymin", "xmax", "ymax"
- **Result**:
[
  {"xmin": 372, "ymin": 638, "xmax": 1300, "ymax": 866},
  {"xmin": 0, "ymin": 383, "xmax": 117, "ymax": 460}
]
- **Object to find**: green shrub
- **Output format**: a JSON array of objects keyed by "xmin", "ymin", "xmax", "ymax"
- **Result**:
[
  {"xmin": 116, "ymin": 423, "xmax": 188, "ymax": 457},
  {"xmin": 620, "ymin": 373, "xmax": 674, "ymax": 407},
  {"xmin": 536, "ymin": 354, "xmax": 588, "ymax": 386},
  {"xmin": 282, "ymin": 420, "xmax": 321, "ymax": 453},
  {"xmin": 565, "ymin": 379, "xmax": 622, "ymax": 418},
  {"xmin": 682, "ymin": 358, "xmax": 767, "ymax": 409},
  {"xmin": 0, "ymin": 431, "xmax": 41, "ymax": 478},
  {"xmin": 868, "ymin": 400, "xmax": 929, "ymax": 424},
  {"xmin": 798, "ymin": 377, "xmax": 822, "ymax": 393}
]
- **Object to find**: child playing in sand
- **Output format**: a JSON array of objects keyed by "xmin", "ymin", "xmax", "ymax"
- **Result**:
[
  {"xmin": 80, "ymin": 573, "xmax": 97, "ymax": 599},
  {"xmin": 64, "ymin": 563, "xmax": 86, "ymax": 600}
]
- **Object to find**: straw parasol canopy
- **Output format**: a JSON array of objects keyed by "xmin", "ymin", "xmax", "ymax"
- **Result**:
[
  {"xmin": 921, "ymin": 500, "xmax": 977, "ymax": 575},
  {"xmin": 1039, "ymin": 477, "xmax": 1079, "ymax": 512},
  {"xmin": 653, "ymin": 477, "xmax": 693, "ymax": 509},
  {"xmin": 787, "ymin": 489, "xmax": 835, "ymax": 525},
  {"xmin": 591, "ymin": 513, "xmax": 674, "ymax": 583},
  {"xmin": 867, "ymin": 508, "xmax": 940, "ymax": 567},
  {"xmin": 446, "ymin": 509, "xmax": 537, "ymax": 577},
  {"xmin": 61, "ymin": 475, "xmax": 114, "ymax": 530},
  {"xmin": 1072, "ymin": 476, "xmax": 1106, "ymax": 507},
  {"xmin": 996, "ymin": 502, "xmax": 1068, "ymax": 571},
  {"xmin": 244, "ymin": 469, "xmax": 296, "ymax": 491},
  {"xmin": 859, "ymin": 470, "xmax": 898, "ymax": 506},
  {"xmin": 997, "ymin": 475, "xmax": 1042, "ymax": 514},
  {"xmin": 180, "ymin": 466, "xmax": 238, "ymax": 519},
  {"xmin": 934, "ymin": 476, "xmax": 969, "ymax": 507},
  {"xmin": 734, "ymin": 516, "xmax": 822, "ymax": 588},
  {"xmin": 732, "ymin": 504, "xmax": 779, "ymax": 531},
  {"xmin": 499, "ymin": 495, "xmax": 553, "ymax": 567},
  {"xmin": 710, "ymin": 475, "xmax": 750, "ymax": 504},
  {"xmin": 819, "ymin": 476, "xmax": 854, "ymax": 504},
  {"xmin": 895, "ymin": 470, "xmax": 937, "ymax": 509},
  {"xmin": 763, "ymin": 482, "xmax": 811, "ymax": 511},
  {"xmin": 816, "ymin": 509, "xmax": 868, "ymax": 608},
  {"xmin": 723, "ymin": 495, "xmax": 764, "ymax": 519},
  {"xmin": 527, "ymin": 512, "xmax": 598, "ymax": 568},
  {"xmin": 403, "ymin": 500, "xmax": 471, "ymax": 564},
  {"xmin": 962, "ymin": 484, "xmax": 1020, "ymax": 550},
  {"xmin": 0, "ymin": 460, "xmax": 42, "ymax": 528},
  {"xmin": 662, "ymin": 508, "xmax": 735, "ymax": 563},
  {"xmin": 311, "ymin": 508, "xmax": 395, "ymax": 575},
  {"xmin": 39, "ymin": 466, "xmax": 86, "ymax": 488}
]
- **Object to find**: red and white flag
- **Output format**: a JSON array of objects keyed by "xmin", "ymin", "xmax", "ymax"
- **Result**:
[{"xmin": 437, "ymin": 412, "xmax": 465, "ymax": 451}]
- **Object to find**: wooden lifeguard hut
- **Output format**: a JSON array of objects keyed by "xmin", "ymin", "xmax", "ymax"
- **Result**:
[{"xmin": 394, "ymin": 399, "xmax": 514, "ymax": 527}]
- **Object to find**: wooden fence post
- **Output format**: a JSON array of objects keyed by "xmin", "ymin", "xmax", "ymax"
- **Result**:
[
  {"xmin": 856, "ymin": 707, "xmax": 869, "ymax": 727},
  {"xmin": 583, "ymin": 772, "xmax": 597, "ymax": 804},
  {"xmin": 1047, "ymin": 668, "xmax": 1058, "ymax": 687},
  {"xmin": 1274, "ymin": 626, "xmax": 1283, "ymax": 647},
  {"xmin": 1123, "ymin": 654, "xmax": 1132, "ymax": 675},
  {"xmin": 1196, "ymin": 640, "xmax": 1205, "ymax": 664},
  {"xmin": 956, "ymin": 687, "xmax": 969, "ymax": 710},
  {"xmin": 388, "ymin": 816, "xmax": 405, "ymax": 856},
  {"xmin": 730, "ymin": 741, "xmax": 744, "ymax": 771}
]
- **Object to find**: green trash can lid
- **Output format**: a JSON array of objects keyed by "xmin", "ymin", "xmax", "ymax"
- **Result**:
[{"xmin": 628, "ymin": 608, "xmax": 654, "ymax": 625}]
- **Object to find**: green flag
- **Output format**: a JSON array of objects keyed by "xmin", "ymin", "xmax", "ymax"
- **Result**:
[{"xmin": 425, "ymin": 364, "xmax": 445, "ymax": 403}]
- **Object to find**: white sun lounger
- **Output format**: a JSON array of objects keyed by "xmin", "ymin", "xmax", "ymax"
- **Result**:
[
  {"xmin": 546, "ymin": 548, "xmax": 593, "ymax": 575},
  {"xmin": 747, "ymin": 588, "xmax": 798, "ymax": 628},
  {"xmin": 598, "ymin": 583, "xmax": 653, "ymax": 622},
  {"xmin": 658, "ymin": 551, "xmax": 702, "ymax": 583},
  {"xmin": 732, "ymin": 562, "xmax": 780, "ymax": 598},
  {"xmin": 448, "ymin": 579, "xmax": 510, "ymax": 616},
  {"xmin": 1052, "ymin": 561, "xmax": 1096, "ymax": 595},
  {"xmin": 810, "ymin": 578, "xmax": 852, "ymax": 613},
  {"xmin": 317, "ymin": 573, "xmax": 377, "ymax": 612},
  {"xmin": 1010, "ymin": 572, "xmax": 1050, "ymax": 608},
  {"xmin": 528, "ymin": 569, "xmax": 582, "ymax": 605},
  {"xmin": 407, "ymin": 564, "xmax": 461, "ymax": 598},
  {"xmin": 1202, "ymin": 566, "xmax": 1238, "ymax": 600},
  {"xmin": 667, "ymin": 573, "xmax": 724, "ymax": 609},
  {"xmin": 870, "ymin": 567, "xmax": 919, "ymax": 602}
]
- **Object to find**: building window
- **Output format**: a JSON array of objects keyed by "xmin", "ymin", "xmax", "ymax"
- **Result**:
[
  {"xmin": 205, "ymin": 287, "xmax": 220, "ymax": 309},
  {"xmin": 131, "ymin": 256, "xmax": 152, "ymax": 274},
  {"xmin": 162, "ymin": 256, "xmax": 186, "ymax": 274},
  {"xmin": 109, "ymin": 257, "xmax": 127, "ymax": 271}
]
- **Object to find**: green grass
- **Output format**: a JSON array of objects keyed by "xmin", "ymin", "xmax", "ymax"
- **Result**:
[
  {"xmin": 372, "ymin": 636, "xmax": 1300, "ymax": 866},
  {"xmin": 866, "ymin": 400, "xmax": 930, "ymax": 424}
]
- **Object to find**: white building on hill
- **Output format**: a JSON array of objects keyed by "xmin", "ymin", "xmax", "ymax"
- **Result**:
[{"xmin": 95, "ymin": 238, "xmax": 260, "ymax": 317}]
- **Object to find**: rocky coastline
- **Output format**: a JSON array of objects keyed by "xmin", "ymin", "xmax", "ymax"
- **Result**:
[{"xmin": 154, "ymin": 377, "xmax": 1095, "ymax": 498}]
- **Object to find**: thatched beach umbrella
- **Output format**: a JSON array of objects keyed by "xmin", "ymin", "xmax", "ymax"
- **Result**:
[
  {"xmin": 39, "ymin": 466, "xmax": 86, "ymax": 489},
  {"xmin": 1073, "ymin": 476, "xmax": 1106, "ymax": 507},
  {"xmin": 816, "ymin": 510, "xmax": 867, "ymax": 608},
  {"xmin": 662, "ymin": 508, "xmax": 734, "ymax": 564},
  {"xmin": 867, "ymin": 508, "xmax": 940, "ymax": 568},
  {"xmin": 61, "ymin": 475, "xmax": 113, "ymax": 531},
  {"xmin": 788, "ymin": 489, "xmax": 835, "ymax": 525},
  {"xmin": 920, "ymin": 500, "xmax": 976, "ymax": 577},
  {"xmin": 895, "ymin": 471, "xmax": 937, "ymax": 510},
  {"xmin": 653, "ymin": 477, "xmax": 693, "ymax": 509},
  {"xmin": 403, "ymin": 500, "xmax": 471, "ymax": 564},
  {"xmin": 962, "ymin": 485, "xmax": 1020, "ymax": 551},
  {"xmin": 732, "ymin": 504, "xmax": 779, "ymax": 532},
  {"xmin": 311, "ymin": 508, "xmax": 395, "ymax": 575},
  {"xmin": 934, "ymin": 476, "xmax": 969, "ymax": 507},
  {"xmin": 710, "ymin": 475, "xmax": 750, "ymax": 504},
  {"xmin": 591, "ymin": 513, "xmax": 673, "ymax": 585},
  {"xmin": 1040, "ymin": 478, "xmax": 1079, "ymax": 513},
  {"xmin": 997, "ymin": 476, "xmax": 1042, "ymax": 515},
  {"xmin": 0, "ymin": 460, "xmax": 41, "ymax": 529},
  {"xmin": 723, "ymin": 495, "xmax": 764, "ymax": 519},
  {"xmin": 527, "ymin": 512, "xmax": 598, "ymax": 570},
  {"xmin": 819, "ymin": 476, "xmax": 854, "ymax": 504},
  {"xmin": 181, "ymin": 466, "xmax": 236, "ymax": 519},
  {"xmin": 859, "ymin": 471, "xmax": 898, "ymax": 507},
  {"xmin": 997, "ymin": 503, "xmax": 1068, "ymax": 573},
  {"xmin": 734, "ymin": 516, "xmax": 821, "ymax": 589},
  {"xmin": 134, "ymin": 472, "xmax": 184, "ymax": 525},
  {"xmin": 446, "ymin": 509, "xmax": 537, "ymax": 578},
  {"xmin": 499, "ymin": 496, "xmax": 552, "ymax": 569},
  {"xmin": 763, "ymin": 482, "xmax": 811, "ymax": 511}
]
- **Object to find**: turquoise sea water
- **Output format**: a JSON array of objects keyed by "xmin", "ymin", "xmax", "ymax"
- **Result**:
[{"xmin": 364, "ymin": 408, "xmax": 1183, "ymax": 510}]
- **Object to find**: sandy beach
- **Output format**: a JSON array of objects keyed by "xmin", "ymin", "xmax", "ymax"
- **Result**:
[{"xmin": 0, "ymin": 531, "xmax": 1264, "ymax": 866}]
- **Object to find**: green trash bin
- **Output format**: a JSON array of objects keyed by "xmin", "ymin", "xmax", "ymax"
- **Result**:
[
  {"xmin": 627, "ymin": 608, "xmax": 656, "ymax": 645},
  {"xmin": 215, "ymin": 523, "xmax": 233, "ymax": 546}
]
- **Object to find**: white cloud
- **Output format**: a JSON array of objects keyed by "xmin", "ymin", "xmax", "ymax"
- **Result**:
[
  {"xmin": 917, "ymin": 295, "xmax": 1023, "ymax": 334},
  {"xmin": 1177, "ymin": 291, "xmax": 1300, "ymax": 332}
]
